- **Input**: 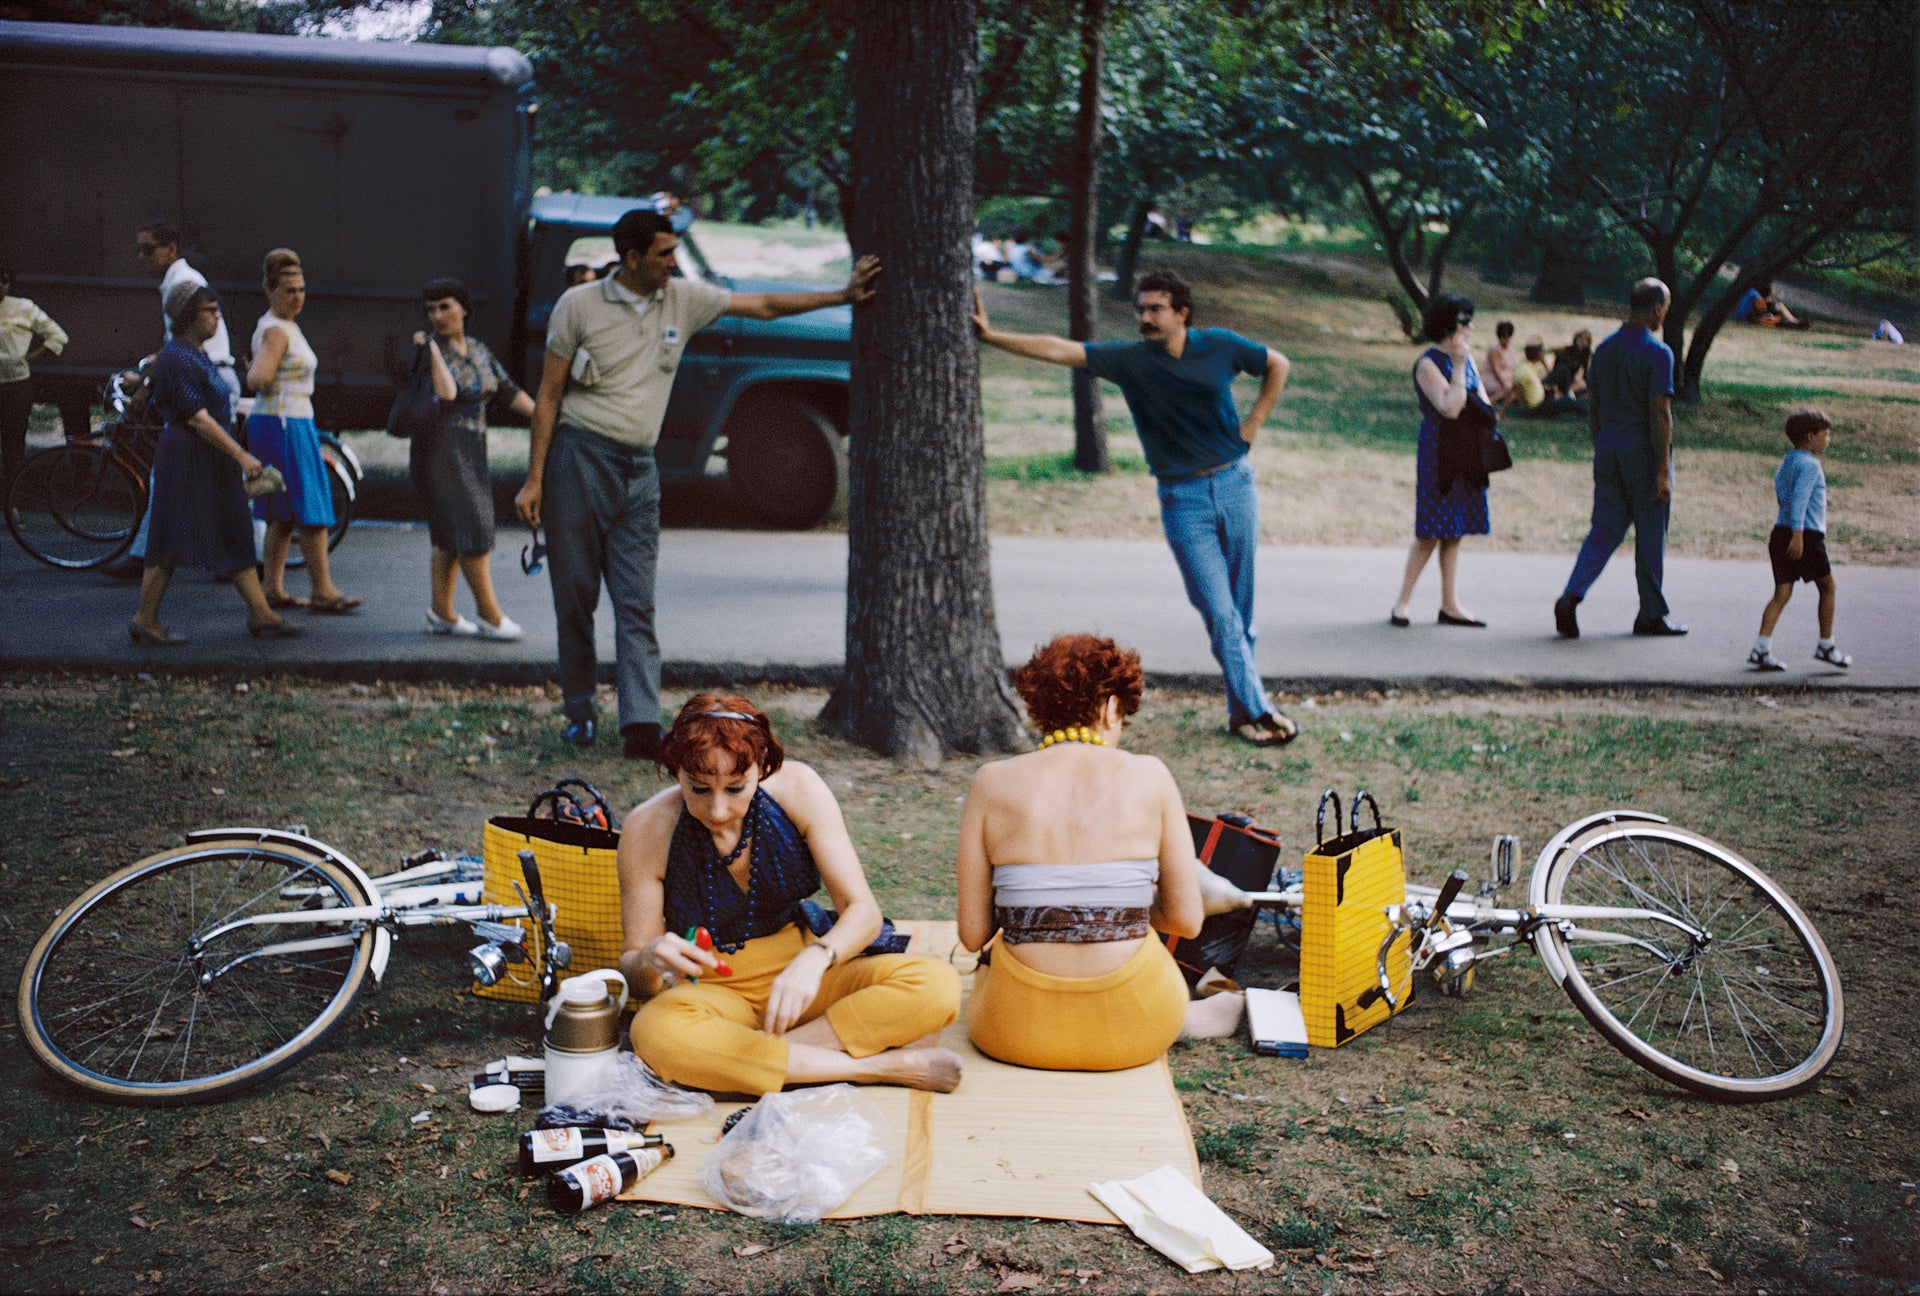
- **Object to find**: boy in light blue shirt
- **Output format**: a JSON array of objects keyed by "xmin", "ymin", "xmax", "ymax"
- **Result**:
[{"xmin": 1750, "ymin": 410, "xmax": 1849, "ymax": 670}]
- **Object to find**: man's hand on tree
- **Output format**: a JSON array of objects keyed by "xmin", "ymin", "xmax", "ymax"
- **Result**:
[
  {"xmin": 970, "ymin": 287, "xmax": 991, "ymax": 339},
  {"xmin": 844, "ymin": 255, "xmax": 883, "ymax": 305}
]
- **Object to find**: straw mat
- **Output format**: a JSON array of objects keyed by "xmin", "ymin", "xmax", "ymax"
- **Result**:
[{"xmin": 618, "ymin": 921, "xmax": 1199, "ymax": 1222}]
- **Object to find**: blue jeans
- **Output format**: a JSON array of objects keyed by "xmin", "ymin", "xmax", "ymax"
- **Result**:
[
  {"xmin": 1156, "ymin": 456, "xmax": 1273, "ymax": 726},
  {"xmin": 1562, "ymin": 440, "xmax": 1670, "ymax": 623}
]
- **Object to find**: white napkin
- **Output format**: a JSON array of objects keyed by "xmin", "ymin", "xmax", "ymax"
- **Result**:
[{"xmin": 1088, "ymin": 1165, "xmax": 1274, "ymax": 1273}]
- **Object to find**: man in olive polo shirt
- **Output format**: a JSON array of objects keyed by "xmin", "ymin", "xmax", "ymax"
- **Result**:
[{"xmin": 517, "ymin": 207, "xmax": 879, "ymax": 756}]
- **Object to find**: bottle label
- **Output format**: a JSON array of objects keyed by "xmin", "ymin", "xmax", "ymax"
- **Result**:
[
  {"xmin": 629, "ymin": 1146, "xmax": 668, "ymax": 1177},
  {"xmin": 609, "ymin": 1130, "xmax": 666, "ymax": 1153},
  {"xmin": 529, "ymin": 1128, "xmax": 585, "ymax": 1163},
  {"xmin": 572, "ymin": 1154, "xmax": 621, "ymax": 1207}
]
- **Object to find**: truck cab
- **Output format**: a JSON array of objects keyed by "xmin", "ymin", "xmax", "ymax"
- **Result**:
[{"xmin": 523, "ymin": 194, "xmax": 851, "ymax": 529}]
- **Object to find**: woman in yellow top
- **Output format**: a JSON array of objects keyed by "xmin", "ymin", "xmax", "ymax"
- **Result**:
[{"xmin": 958, "ymin": 634, "xmax": 1206, "ymax": 1071}]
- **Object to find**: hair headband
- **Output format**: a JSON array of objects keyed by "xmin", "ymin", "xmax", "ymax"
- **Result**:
[{"xmin": 675, "ymin": 709, "xmax": 762, "ymax": 725}]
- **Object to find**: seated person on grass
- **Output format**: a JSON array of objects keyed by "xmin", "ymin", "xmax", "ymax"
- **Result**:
[
  {"xmin": 1735, "ymin": 280, "xmax": 1810, "ymax": 330},
  {"xmin": 1545, "ymin": 329, "xmax": 1593, "ymax": 398},
  {"xmin": 620, "ymin": 694, "xmax": 964, "ymax": 1095},
  {"xmin": 957, "ymin": 634, "xmax": 1244, "ymax": 1073},
  {"xmin": 1511, "ymin": 342, "xmax": 1585, "ymax": 418}
]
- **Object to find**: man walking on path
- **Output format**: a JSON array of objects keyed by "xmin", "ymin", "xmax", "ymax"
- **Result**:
[
  {"xmin": 1554, "ymin": 278, "xmax": 1688, "ymax": 639},
  {"xmin": 102, "ymin": 221, "xmax": 244, "ymax": 581},
  {"xmin": 516, "ymin": 206, "xmax": 880, "ymax": 758},
  {"xmin": 972, "ymin": 273, "xmax": 1297, "ymax": 746}
]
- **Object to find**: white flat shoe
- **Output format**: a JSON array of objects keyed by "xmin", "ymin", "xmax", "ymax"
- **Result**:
[
  {"xmin": 425, "ymin": 610, "xmax": 479, "ymax": 637},
  {"xmin": 475, "ymin": 613, "xmax": 524, "ymax": 642}
]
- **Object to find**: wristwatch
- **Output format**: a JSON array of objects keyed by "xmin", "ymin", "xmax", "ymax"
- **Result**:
[{"xmin": 814, "ymin": 941, "xmax": 840, "ymax": 968}]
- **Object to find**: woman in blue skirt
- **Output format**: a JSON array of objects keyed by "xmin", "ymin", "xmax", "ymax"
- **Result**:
[
  {"xmin": 130, "ymin": 283, "xmax": 300, "ymax": 644},
  {"xmin": 246, "ymin": 248, "xmax": 360, "ymax": 614},
  {"xmin": 1390, "ymin": 293, "xmax": 1489, "ymax": 629}
]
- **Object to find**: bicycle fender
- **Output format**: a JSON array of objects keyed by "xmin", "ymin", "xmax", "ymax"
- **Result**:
[
  {"xmin": 1526, "ymin": 809, "xmax": 1668, "ymax": 908},
  {"xmin": 183, "ymin": 826, "xmax": 383, "ymax": 906},
  {"xmin": 370, "ymin": 928, "xmax": 393, "ymax": 986}
]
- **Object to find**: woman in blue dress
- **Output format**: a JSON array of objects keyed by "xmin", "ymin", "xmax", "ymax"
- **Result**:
[
  {"xmin": 1390, "ymin": 293, "xmax": 1489, "ymax": 629},
  {"xmin": 247, "ymin": 248, "xmax": 360, "ymax": 614},
  {"xmin": 129, "ymin": 283, "xmax": 300, "ymax": 644}
]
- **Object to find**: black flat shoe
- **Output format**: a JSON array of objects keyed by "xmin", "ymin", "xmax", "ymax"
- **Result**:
[
  {"xmin": 563, "ymin": 719, "xmax": 597, "ymax": 748},
  {"xmin": 622, "ymin": 722, "xmax": 662, "ymax": 760},
  {"xmin": 1632, "ymin": 618, "xmax": 1689, "ymax": 637},
  {"xmin": 128, "ymin": 621, "xmax": 188, "ymax": 646},
  {"xmin": 1389, "ymin": 611, "xmax": 1410, "ymax": 628},
  {"xmin": 1437, "ymin": 611, "xmax": 1487, "ymax": 627},
  {"xmin": 1553, "ymin": 594, "xmax": 1581, "ymax": 639},
  {"xmin": 247, "ymin": 618, "xmax": 303, "ymax": 639}
]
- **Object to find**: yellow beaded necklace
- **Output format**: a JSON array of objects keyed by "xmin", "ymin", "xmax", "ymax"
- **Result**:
[{"xmin": 1038, "ymin": 726, "xmax": 1104, "ymax": 749}]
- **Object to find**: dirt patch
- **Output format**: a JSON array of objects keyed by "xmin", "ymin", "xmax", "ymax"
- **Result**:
[{"xmin": 1, "ymin": 676, "xmax": 1915, "ymax": 1293}]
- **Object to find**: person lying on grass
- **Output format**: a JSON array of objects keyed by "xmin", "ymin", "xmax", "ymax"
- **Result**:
[
  {"xmin": 957, "ymin": 633, "xmax": 1247, "ymax": 1072},
  {"xmin": 619, "ymin": 694, "xmax": 964, "ymax": 1095}
]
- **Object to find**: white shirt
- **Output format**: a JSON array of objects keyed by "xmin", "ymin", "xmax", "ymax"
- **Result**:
[{"xmin": 160, "ymin": 257, "xmax": 234, "ymax": 366}]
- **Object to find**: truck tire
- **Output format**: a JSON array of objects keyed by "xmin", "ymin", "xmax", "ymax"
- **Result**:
[{"xmin": 724, "ymin": 396, "xmax": 847, "ymax": 530}]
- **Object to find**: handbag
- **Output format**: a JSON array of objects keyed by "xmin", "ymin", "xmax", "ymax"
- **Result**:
[
  {"xmin": 1163, "ymin": 812, "xmax": 1284, "ymax": 986},
  {"xmin": 1298, "ymin": 789, "xmax": 1411, "ymax": 1048},
  {"xmin": 384, "ymin": 342, "xmax": 439, "ymax": 439},
  {"xmin": 473, "ymin": 781, "xmax": 626, "ymax": 1003},
  {"xmin": 1482, "ymin": 415, "xmax": 1513, "ymax": 476}
]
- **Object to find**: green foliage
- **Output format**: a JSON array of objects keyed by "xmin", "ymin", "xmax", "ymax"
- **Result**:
[{"xmin": 1192, "ymin": 1120, "xmax": 1262, "ymax": 1168}]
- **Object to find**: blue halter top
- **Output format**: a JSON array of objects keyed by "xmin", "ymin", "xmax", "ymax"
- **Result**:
[{"xmin": 662, "ymin": 788, "xmax": 819, "ymax": 954}]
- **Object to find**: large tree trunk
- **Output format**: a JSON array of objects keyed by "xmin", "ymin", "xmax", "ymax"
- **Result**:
[
  {"xmin": 1066, "ymin": 0, "xmax": 1109, "ymax": 474},
  {"xmin": 821, "ymin": 0, "xmax": 1027, "ymax": 766}
]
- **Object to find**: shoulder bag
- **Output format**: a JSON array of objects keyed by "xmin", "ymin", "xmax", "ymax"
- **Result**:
[{"xmin": 384, "ymin": 342, "xmax": 439, "ymax": 439}]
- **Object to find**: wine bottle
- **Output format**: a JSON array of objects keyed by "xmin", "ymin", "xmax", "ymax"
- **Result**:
[
  {"xmin": 547, "ymin": 1146, "xmax": 673, "ymax": 1215},
  {"xmin": 518, "ymin": 1126, "xmax": 665, "ymax": 1177}
]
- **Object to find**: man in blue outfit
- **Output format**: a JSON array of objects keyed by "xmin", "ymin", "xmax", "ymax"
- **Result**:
[
  {"xmin": 972, "ymin": 273, "xmax": 1297, "ymax": 745},
  {"xmin": 1553, "ymin": 277, "xmax": 1688, "ymax": 639}
]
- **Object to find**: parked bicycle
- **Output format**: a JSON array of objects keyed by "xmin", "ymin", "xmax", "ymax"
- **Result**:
[
  {"xmin": 5, "ymin": 366, "xmax": 360, "ymax": 570},
  {"xmin": 1248, "ymin": 802, "xmax": 1844, "ymax": 1103},
  {"xmin": 17, "ymin": 826, "xmax": 568, "ymax": 1105}
]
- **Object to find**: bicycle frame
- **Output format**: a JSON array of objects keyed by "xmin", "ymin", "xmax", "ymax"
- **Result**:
[{"xmin": 181, "ymin": 827, "xmax": 566, "ymax": 997}]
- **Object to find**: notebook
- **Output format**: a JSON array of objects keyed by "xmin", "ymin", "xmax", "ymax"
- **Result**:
[{"xmin": 1244, "ymin": 987, "xmax": 1309, "ymax": 1058}]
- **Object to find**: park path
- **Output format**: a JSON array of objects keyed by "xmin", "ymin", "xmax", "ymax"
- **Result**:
[{"xmin": 4, "ymin": 523, "xmax": 1913, "ymax": 693}]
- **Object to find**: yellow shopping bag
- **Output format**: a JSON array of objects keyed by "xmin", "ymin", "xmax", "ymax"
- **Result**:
[
  {"xmin": 1298, "ymin": 790, "xmax": 1411, "ymax": 1047},
  {"xmin": 472, "ymin": 784, "xmax": 626, "ymax": 1004}
]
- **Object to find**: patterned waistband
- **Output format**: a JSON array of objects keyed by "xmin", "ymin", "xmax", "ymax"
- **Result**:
[
  {"xmin": 251, "ymin": 397, "xmax": 314, "ymax": 420},
  {"xmin": 995, "ymin": 904, "xmax": 1152, "ymax": 944}
]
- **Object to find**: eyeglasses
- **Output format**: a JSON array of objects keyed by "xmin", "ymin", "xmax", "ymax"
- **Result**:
[
  {"xmin": 521, "ymin": 525, "xmax": 546, "ymax": 576},
  {"xmin": 135, "ymin": 242, "xmax": 161, "ymax": 257},
  {"xmin": 1457, "ymin": 316, "xmax": 1475, "ymax": 327}
]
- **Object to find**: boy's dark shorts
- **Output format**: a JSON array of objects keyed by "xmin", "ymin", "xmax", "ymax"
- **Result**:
[{"xmin": 1768, "ymin": 525, "xmax": 1831, "ymax": 584}]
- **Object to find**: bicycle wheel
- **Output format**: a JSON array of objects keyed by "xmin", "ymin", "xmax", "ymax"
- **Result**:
[
  {"xmin": 5, "ymin": 444, "xmax": 143, "ymax": 569},
  {"xmin": 18, "ymin": 840, "xmax": 378, "ymax": 1104},
  {"xmin": 1536, "ymin": 822, "xmax": 1843, "ymax": 1101}
]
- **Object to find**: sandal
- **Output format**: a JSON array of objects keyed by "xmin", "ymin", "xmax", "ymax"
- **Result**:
[
  {"xmin": 1814, "ymin": 643, "xmax": 1852, "ymax": 669},
  {"xmin": 266, "ymin": 593, "xmax": 310, "ymax": 610},
  {"xmin": 1229, "ymin": 712, "xmax": 1299, "ymax": 748},
  {"xmin": 307, "ymin": 594, "xmax": 363, "ymax": 615},
  {"xmin": 1747, "ymin": 648, "xmax": 1785, "ymax": 672}
]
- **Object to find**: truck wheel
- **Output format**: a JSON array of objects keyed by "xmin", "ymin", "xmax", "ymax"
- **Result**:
[{"xmin": 725, "ymin": 397, "xmax": 847, "ymax": 530}]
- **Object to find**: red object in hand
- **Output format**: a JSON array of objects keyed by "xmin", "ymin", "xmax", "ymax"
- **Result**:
[
  {"xmin": 714, "ymin": 958, "xmax": 733, "ymax": 977},
  {"xmin": 693, "ymin": 927, "xmax": 714, "ymax": 952}
]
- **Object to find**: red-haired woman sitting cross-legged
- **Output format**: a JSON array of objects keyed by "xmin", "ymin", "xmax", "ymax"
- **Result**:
[{"xmin": 619, "ymin": 694, "xmax": 964, "ymax": 1095}]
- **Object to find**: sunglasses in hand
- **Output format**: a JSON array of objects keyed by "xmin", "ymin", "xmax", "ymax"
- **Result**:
[{"xmin": 521, "ymin": 526, "xmax": 547, "ymax": 576}]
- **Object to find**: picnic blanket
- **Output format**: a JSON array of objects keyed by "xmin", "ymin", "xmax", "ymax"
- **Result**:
[{"xmin": 620, "ymin": 921, "xmax": 1200, "ymax": 1222}]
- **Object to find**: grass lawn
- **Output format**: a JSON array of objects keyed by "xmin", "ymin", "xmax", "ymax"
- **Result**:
[{"xmin": 4, "ymin": 675, "xmax": 1916, "ymax": 1294}]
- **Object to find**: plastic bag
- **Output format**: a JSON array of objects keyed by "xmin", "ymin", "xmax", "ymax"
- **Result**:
[
  {"xmin": 535, "ymin": 1052, "xmax": 715, "ymax": 1131},
  {"xmin": 697, "ymin": 1084, "xmax": 891, "ymax": 1223}
]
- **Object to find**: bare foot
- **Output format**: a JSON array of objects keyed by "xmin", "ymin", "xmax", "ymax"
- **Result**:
[
  {"xmin": 871, "ymin": 1046, "xmax": 964, "ymax": 1092},
  {"xmin": 1181, "ymin": 991, "xmax": 1246, "ymax": 1039}
]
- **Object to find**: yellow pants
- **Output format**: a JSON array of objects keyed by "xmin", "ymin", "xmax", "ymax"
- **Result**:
[
  {"xmin": 965, "ymin": 934, "xmax": 1188, "ymax": 1071},
  {"xmin": 630, "ymin": 923, "xmax": 961, "ymax": 1095}
]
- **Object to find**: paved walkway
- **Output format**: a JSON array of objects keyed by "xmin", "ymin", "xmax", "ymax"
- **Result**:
[{"xmin": 3, "ymin": 523, "xmax": 1913, "ymax": 691}]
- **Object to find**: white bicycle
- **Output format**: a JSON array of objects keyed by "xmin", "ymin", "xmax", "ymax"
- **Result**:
[
  {"xmin": 1251, "ymin": 804, "xmax": 1844, "ymax": 1103},
  {"xmin": 18, "ymin": 827, "xmax": 568, "ymax": 1105}
]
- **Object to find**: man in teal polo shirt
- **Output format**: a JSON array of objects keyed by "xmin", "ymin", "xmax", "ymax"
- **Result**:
[{"xmin": 972, "ymin": 272, "xmax": 1296, "ymax": 745}]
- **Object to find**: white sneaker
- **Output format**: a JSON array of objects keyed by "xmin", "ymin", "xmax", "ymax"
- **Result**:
[
  {"xmin": 425, "ymin": 610, "xmax": 479, "ymax": 637},
  {"xmin": 475, "ymin": 613, "xmax": 524, "ymax": 642}
]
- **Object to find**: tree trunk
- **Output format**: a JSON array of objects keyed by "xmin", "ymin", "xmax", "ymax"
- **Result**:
[
  {"xmin": 1067, "ymin": 0, "xmax": 1109, "ymax": 474},
  {"xmin": 821, "ymin": 0, "xmax": 1027, "ymax": 766},
  {"xmin": 1110, "ymin": 198, "xmax": 1150, "ymax": 301}
]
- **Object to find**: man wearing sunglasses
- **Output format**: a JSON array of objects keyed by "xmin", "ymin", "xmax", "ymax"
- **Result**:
[{"xmin": 104, "ymin": 222, "xmax": 244, "ymax": 579}]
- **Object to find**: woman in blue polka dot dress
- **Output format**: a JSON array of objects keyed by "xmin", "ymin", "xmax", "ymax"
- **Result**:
[{"xmin": 1391, "ymin": 293, "xmax": 1489, "ymax": 628}]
